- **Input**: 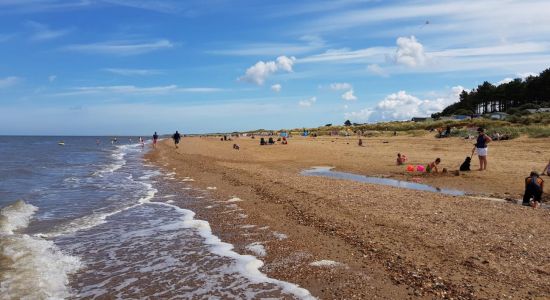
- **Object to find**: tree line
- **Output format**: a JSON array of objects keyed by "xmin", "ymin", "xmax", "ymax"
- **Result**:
[{"xmin": 432, "ymin": 68, "xmax": 550, "ymax": 118}]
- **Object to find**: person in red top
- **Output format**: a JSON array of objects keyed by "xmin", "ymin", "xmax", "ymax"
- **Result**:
[{"xmin": 523, "ymin": 171, "xmax": 544, "ymax": 208}]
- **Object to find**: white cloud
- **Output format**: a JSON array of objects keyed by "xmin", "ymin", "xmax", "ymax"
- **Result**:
[
  {"xmin": 497, "ymin": 72, "xmax": 538, "ymax": 85},
  {"xmin": 0, "ymin": 76, "xmax": 20, "ymax": 88},
  {"xmin": 62, "ymin": 39, "xmax": 174, "ymax": 55},
  {"xmin": 345, "ymin": 108, "xmax": 374, "ymax": 121},
  {"xmin": 345, "ymin": 86, "xmax": 466, "ymax": 122},
  {"xmin": 517, "ymin": 72, "xmax": 537, "ymax": 79},
  {"xmin": 104, "ymin": 68, "xmax": 160, "ymax": 76},
  {"xmin": 100, "ymin": 0, "xmax": 183, "ymax": 14},
  {"xmin": 208, "ymin": 35, "xmax": 324, "ymax": 56},
  {"xmin": 239, "ymin": 55, "xmax": 296, "ymax": 85},
  {"xmin": 391, "ymin": 36, "xmax": 426, "ymax": 67},
  {"xmin": 497, "ymin": 77, "xmax": 514, "ymax": 85},
  {"xmin": 271, "ymin": 83, "xmax": 282, "ymax": 92},
  {"xmin": 276, "ymin": 56, "xmax": 295, "ymax": 72},
  {"xmin": 367, "ymin": 64, "xmax": 389, "ymax": 77},
  {"xmin": 48, "ymin": 75, "xmax": 57, "ymax": 82},
  {"xmin": 26, "ymin": 21, "xmax": 73, "ymax": 41},
  {"xmin": 341, "ymin": 89, "xmax": 357, "ymax": 101},
  {"xmin": 53, "ymin": 85, "xmax": 223, "ymax": 96},
  {"xmin": 299, "ymin": 47, "xmax": 391, "ymax": 63},
  {"xmin": 0, "ymin": 1, "xmax": 92, "ymax": 14},
  {"xmin": 330, "ymin": 82, "xmax": 352, "ymax": 90},
  {"xmin": 298, "ymin": 96, "xmax": 316, "ymax": 107}
]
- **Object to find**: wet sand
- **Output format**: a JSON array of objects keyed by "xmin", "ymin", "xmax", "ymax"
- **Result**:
[{"xmin": 146, "ymin": 134, "xmax": 550, "ymax": 299}]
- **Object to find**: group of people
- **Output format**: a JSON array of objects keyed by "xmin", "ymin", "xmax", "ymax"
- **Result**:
[
  {"xmin": 396, "ymin": 127, "xmax": 547, "ymax": 208},
  {"xmin": 260, "ymin": 137, "xmax": 275, "ymax": 145}
]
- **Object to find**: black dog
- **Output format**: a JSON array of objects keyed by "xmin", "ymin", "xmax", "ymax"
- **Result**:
[{"xmin": 459, "ymin": 156, "xmax": 471, "ymax": 171}]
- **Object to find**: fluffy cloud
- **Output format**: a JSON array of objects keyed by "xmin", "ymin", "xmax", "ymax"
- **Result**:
[
  {"xmin": 341, "ymin": 89, "xmax": 357, "ymax": 101},
  {"xmin": 345, "ymin": 86, "xmax": 466, "ymax": 122},
  {"xmin": 329, "ymin": 82, "xmax": 352, "ymax": 90},
  {"xmin": 391, "ymin": 36, "xmax": 426, "ymax": 67},
  {"xmin": 298, "ymin": 96, "xmax": 316, "ymax": 107},
  {"xmin": 0, "ymin": 76, "xmax": 20, "ymax": 88},
  {"xmin": 345, "ymin": 108, "xmax": 374, "ymax": 121},
  {"xmin": 271, "ymin": 83, "xmax": 282, "ymax": 92},
  {"xmin": 239, "ymin": 56, "xmax": 296, "ymax": 85},
  {"xmin": 497, "ymin": 77, "xmax": 514, "ymax": 85},
  {"xmin": 497, "ymin": 72, "xmax": 538, "ymax": 85},
  {"xmin": 517, "ymin": 72, "xmax": 537, "ymax": 79},
  {"xmin": 276, "ymin": 56, "xmax": 295, "ymax": 72}
]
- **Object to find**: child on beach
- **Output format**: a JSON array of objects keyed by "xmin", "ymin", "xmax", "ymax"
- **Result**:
[
  {"xmin": 542, "ymin": 159, "xmax": 550, "ymax": 176},
  {"xmin": 522, "ymin": 171, "xmax": 544, "ymax": 208},
  {"xmin": 426, "ymin": 158, "xmax": 441, "ymax": 173},
  {"xmin": 396, "ymin": 153, "xmax": 407, "ymax": 165}
]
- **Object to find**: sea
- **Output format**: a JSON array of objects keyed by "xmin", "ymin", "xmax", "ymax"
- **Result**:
[{"xmin": 0, "ymin": 136, "xmax": 313, "ymax": 299}]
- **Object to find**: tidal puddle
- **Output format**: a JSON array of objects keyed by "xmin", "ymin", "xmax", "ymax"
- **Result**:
[{"xmin": 301, "ymin": 167, "xmax": 465, "ymax": 196}]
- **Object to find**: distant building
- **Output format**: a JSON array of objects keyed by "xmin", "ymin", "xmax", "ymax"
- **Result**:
[{"xmin": 452, "ymin": 115, "xmax": 470, "ymax": 120}]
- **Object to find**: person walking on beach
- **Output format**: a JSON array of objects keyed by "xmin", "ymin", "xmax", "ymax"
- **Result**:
[
  {"xmin": 152, "ymin": 132, "xmax": 159, "ymax": 148},
  {"xmin": 172, "ymin": 131, "xmax": 181, "ymax": 149},
  {"xmin": 473, "ymin": 127, "xmax": 492, "ymax": 171},
  {"xmin": 522, "ymin": 171, "xmax": 544, "ymax": 208}
]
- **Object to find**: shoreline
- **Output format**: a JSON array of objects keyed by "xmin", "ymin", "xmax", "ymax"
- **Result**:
[{"xmin": 146, "ymin": 135, "xmax": 550, "ymax": 299}]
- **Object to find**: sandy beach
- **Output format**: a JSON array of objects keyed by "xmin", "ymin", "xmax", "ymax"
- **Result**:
[{"xmin": 146, "ymin": 134, "xmax": 550, "ymax": 299}]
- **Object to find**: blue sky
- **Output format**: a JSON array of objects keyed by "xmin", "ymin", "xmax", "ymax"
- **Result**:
[{"xmin": 1, "ymin": 0, "xmax": 549, "ymax": 135}]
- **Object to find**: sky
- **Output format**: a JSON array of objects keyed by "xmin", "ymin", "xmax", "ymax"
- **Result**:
[{"xmin": 1, "ymin": 0, "xmax": 550, "ymax": 135}]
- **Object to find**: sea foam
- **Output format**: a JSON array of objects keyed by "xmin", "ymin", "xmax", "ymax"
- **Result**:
[{"xmin": 0, "ymin": 200, "xmax": 81, "ymax": 299}]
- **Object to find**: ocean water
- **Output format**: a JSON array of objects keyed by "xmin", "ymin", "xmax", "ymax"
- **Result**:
[{"xmin": 0, "ymin": 136, "xmax": 312, "ymax": 299}]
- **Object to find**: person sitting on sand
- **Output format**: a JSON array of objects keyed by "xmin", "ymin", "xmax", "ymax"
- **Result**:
[
  {"xmin": 426, "ymin": 158, "xmax": 441, "ymax": 173},
  {"xmin": 396, "ymin": 153, "xmax": 408, "ymax": 165},
  {"xmin": 282, "ymin": 137, "xmax": 288, "ymax": 145},
  {"xmin": 358, "ymin": 139, "xmax": 363, "ymax": 146},
  {"xmin": 268, "ymin": 137, "xmax": 275, "ymax": 145},
  {"xmin": 542, "ymin": 159, "xmax": 550, "ymax": 176},
  {"xmin": 522, "ymin": 171, "xmax": 544, "ymax": 208},
  {"xmin": 260, "ymin": 137, "xmax": 266, "ymax": 145}
]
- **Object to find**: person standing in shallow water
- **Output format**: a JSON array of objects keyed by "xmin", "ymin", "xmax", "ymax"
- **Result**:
[
  {"xmin": 152, "ymin": 132, "xmax": 159, "ymax": 148},
  {"xmin": 172, "ymin": 131, "xmax": 181, "ymax": 148},
  {"xmin": 474, "ymin": 127, "xmax": 492, "ymax": 171}
]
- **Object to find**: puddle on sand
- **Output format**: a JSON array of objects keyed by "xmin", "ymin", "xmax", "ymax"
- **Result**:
[{"xmin": 301, "ymin": 167, "xmax": 465, "ymax": 196}]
